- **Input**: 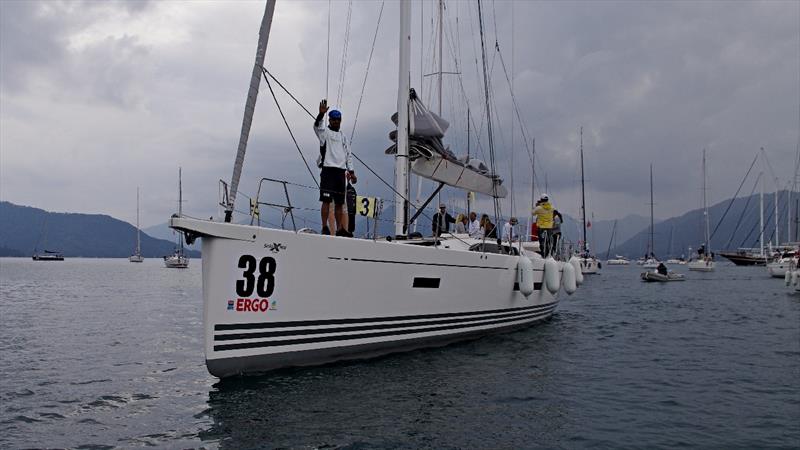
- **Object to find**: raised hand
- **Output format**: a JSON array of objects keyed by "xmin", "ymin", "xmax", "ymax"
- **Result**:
[{"xmin": 319, "ymin": 99, "xmax": 329, "ymax": 115}]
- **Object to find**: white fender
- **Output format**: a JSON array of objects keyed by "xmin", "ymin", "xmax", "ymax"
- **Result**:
[
  {"xmin": 570, "ymin": 256, "xmax": 584, "ymax": 285},
  {"xmin": 786, "ymin": 270, "xmax": 792, "ymax": 287},
  {"xmin": 516, "ymin": 255, "xmax": 534, "ymax": 297},
  {"xmin": 544, "ymin": 257, "xmax": 560, "ymax": 294},
  {"xmin": 562, "ymin": 261, "xmax": 577, "ymax": 295},
  {"xmin": 792, "ymin": 271, "xmax": 799, "ymax": 287}
]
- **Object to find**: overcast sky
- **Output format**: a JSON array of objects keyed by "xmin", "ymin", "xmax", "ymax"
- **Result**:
[{"xmin": 1, "ymin": 0, "xmax": 798, "ymax": 229}]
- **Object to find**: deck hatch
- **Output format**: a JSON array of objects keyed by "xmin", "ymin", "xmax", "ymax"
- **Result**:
[{"xmin": 413, "ymin": 277, "xmax": 441, "ymax": 288}]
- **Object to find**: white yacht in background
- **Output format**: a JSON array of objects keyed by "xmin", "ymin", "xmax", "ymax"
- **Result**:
[
  {"xmin": 768, "ymin": 248, "xmax": 796, "ymax": 278},
  {"xmin": 169, "ymin": 0, "xmax": 577, "ymax": 378},
  {"xmin": 607, "ymin": 255, "xmax": 630, "ymax": 265},
  {"xmin": 129, "ymin": 187, "xmax": 144, "ymax": 263},
  {"xmin": 165, "ymin": 168, "xmax": 189, "ymax": 269},
  {"xmin": 641, "ymin": 165, "xmax": 660, "ymax": 270},
  {"xmin": 688, "ymin": 149, "xmax": 715, "ymax": 272}
]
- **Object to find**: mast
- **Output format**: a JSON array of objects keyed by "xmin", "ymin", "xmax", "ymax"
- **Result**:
[
  {"xmin": 649, "ymin": 164, "xmax": 654, "ymax": 258},
  {"xmin": 760, "ymin": 171, "xmax": 764, "ymax": 256},
  {"xmin": 466, "ymin": 108, "xmax": 471, "ymax": 215},
  {"xmin": 703, "ymin": 148, "xmax": 710, "ymax": 253},
  {"xmin": 394, "ymin": 0, "xmax": 411, "ymax": 236},
  {"xmin": 437, "ymin": 0, "xmax": 443, "ymax": 116},
  {"xmin": 179, "ymin": 168, "xmax": 184, "ymax": 253},
  {"xmin": 774, "ymin": 182, "xmax": 779, "ymax": 246},
  {"xmin": 136, "ymin": 187, "xmax": 141, "ymax": 255},
  {"xmin": 580, "ymin": 127, "xmax": 587, "ymax": 253},
  {"xmin": 224, "ymin": 0, "xmax": 277, "ymax": 222},
  {"xmin": 529, "ymin": 138, "xmax": 535, "ymax": 242},
  {"xmin": 606, "ymin": 220, "xmax": 617, "ymax": 261}
]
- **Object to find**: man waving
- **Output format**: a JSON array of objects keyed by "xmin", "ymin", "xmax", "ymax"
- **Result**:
[{"xmin": 314, "ymin": 99, "xmax": 356, "ymax": 236}]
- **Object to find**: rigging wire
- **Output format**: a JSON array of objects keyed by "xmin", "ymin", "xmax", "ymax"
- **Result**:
[
  {"xmin": 326, "ymin": 0, "xmax": 331, "ymax": 100},
  {"xmin": 260, "ymin": 68, "xmax": 318, "ymax": 187},
  {"xmin": 710, "ymin": 152, "xmax": 758, "ymax": 242},
  {"xmin": 349, "ymin": 1, "xmax": 385, "ymax": 144},
  {"xmin": 258, "ymin": 69, "xmax": 436, "ymax": 226},
  {"xmin": 336, "ymin": 0, "xmax": 354, "ymax": 108}
]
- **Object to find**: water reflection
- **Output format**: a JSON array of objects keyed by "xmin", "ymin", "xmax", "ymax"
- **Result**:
[{"xmin": 200, "ymin": 322, "xmax": 572, "ymax": 449}]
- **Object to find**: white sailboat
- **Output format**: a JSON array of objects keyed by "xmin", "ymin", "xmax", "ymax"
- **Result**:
[
  {"xmin": 165, "ymin": 168, "xmax": 189, "ymax": 269},
  {"xmin": 169, "ymin": 0, "xmax": 577, "ymax": 378},
  {"xmin": 688, "ymin": 149, "xmax": 715, "ymax": 272},
  {"xmin": 129, "ymin": 187, "xmax": 144, "ymax": 263},
  {"xmin": 605, "ymin": 220, "xmax": 629, "ymax": 265},
  {"xmin": 642, "ymin": 164, "xmax": 660, "ymax": 269},
  {"xmin": 577, "ymin": 127, "xmax": 600, "ymax": 274}
]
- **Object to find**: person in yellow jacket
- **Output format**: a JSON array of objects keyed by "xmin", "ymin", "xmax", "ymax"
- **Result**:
[{"xmin": 532, "ymin": 194, "xmax": 554, "ymax": 257}]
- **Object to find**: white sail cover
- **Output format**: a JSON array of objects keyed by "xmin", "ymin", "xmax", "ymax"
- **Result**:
[{"xmin": 386, "ymin": 91, "xmax": 507, "ymax": 198}]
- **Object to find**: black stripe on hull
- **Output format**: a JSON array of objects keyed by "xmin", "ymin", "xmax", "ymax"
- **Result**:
[
  {"xmin": 215, "ymin": 302, "xmax": 557, "ymax": 331},
  {"xmin": 215, "ymin": 306, "xmax": 554, "ymax": 341},
  {"xmin": 206, "ymin": 312, "xmax": 554, "ymax": 378},
  {"xmin": 213, "ymin": 307, "xmax": 556, "ymax": 352}
]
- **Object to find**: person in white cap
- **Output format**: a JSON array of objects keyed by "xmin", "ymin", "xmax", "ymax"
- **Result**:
[
  {"xmin": 532, "ymin": 194, "xmax": 555, "ymax": 257},
  {"xmin": 431, "ymin": 203, "xmax": 456, "ymax": 237}
]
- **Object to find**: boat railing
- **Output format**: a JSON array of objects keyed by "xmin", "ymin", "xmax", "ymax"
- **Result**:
[{"xmin": 251, "ymin": 177, "xmax": 296, "ymax": 231}]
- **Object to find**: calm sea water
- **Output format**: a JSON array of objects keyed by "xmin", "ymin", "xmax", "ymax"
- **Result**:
[{"xmin": 1, "ymin": 258, "xmax": 798, "ymax": 449}]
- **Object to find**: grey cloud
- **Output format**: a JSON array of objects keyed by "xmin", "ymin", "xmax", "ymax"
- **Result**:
[{"xmin": 1, "ymin": 0, "xmax": 798, "ymax": 229}]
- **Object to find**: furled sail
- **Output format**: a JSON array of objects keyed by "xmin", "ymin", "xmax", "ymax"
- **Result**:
[{"xmin": 385, "ymin": 90, "xmax": 507, "ymax": 198}]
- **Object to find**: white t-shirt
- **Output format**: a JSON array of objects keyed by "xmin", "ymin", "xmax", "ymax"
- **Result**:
[
  {"xmin": 468, "ymin": 219, "xmax": 482, "ymax": 238},
  {"xmin": 314, "ymin": 121, "xmax": 353, "ymax": 170}
]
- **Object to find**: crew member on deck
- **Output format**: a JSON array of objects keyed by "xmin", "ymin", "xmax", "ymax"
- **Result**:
[
  {"xmin": 532, "ymin": 194, "xmax": 555, "ymax": 257},
  {"xmin": 314, "ymin": 99, "xmax": 356, "ymax": 237},
  {"xmin": 502, "ymin": 217, "xmax": 518, "ymax": 243},
  {"xmin": 468, "ymin": 211, "xmax": 482, "ymax": 238},
  {"xmin": 432, "ymin": 203, "xmax": 456, "ymax": 237}
]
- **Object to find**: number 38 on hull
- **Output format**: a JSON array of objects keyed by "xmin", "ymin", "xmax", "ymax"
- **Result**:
[{"xmin": 170, "ymin": 216, "xmax": 564, "ymax": 378}]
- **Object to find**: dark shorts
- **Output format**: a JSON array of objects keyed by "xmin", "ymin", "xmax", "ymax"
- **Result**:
[{"xmin": 319, "ymin": 166, "xmax": 346, "ymax": 205}]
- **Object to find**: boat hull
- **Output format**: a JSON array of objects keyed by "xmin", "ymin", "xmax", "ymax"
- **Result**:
[
  {"xmin": 640, "ymin": 271, "xmax": 684, "ymax": 282},
  {"xmin": 171, "ymin": 217, "xmax": 559, "ymax": 378},
  {"xmin": 32, "ymin": 254, "xmax": 64, "ymax": 261},
  {"xmin": 164, "ymin": 255, "xmax": 189, "ymax": 268},
  {"xmin": 687, "ymin": 260, "xmax": 715, "ymax": 272},
  {"xmin": 579, "ymin": 257, "xmax": 600, "ymax": 274},
  {"xmin": 719, "ymin": 252, "xmax": 767, "ymax": 266}
]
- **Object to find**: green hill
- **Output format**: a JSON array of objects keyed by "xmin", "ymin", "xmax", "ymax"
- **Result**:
[{"xmin": 0, "ymin": 201, "xmax": 200, "ymax": 258}]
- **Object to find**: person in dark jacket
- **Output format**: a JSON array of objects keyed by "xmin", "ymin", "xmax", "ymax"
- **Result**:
[
  {"xmin": 432, "ymin": 204, "xmax": 456, "ymax": 237},
  {"xmin": 345, "ymin": 181, "xmax": 357, "ymax": 235}
]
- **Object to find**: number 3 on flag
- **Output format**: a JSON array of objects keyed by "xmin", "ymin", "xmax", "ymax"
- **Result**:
[{"xmin": 356, "ymin": 196, "xmax": 377, "ymax": 218}]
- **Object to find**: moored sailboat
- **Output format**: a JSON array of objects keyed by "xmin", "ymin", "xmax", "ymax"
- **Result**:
[
  {"xmin": 165, "ymin": 168, "xmax": 189, "ymax": 269},
  {"xmin": 688, "ymin": 149, "xmax": 715, "ymax": 272},
  {"xmin": 129, "ymin": 187, "xmax": 144, "ymax": 263},
  {"xmin": 576, "ymin": 127, "xmax": 600, "ymax": 274}
]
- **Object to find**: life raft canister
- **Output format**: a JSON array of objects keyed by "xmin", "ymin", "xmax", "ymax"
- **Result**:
[
  {"xmin": 516, "ymin": 255, "xmax": 534, "ymax": 296},
  {"xmin": 544, "ymin": 256, "xmax": 560, "ymax": 294},
  {"xmin": 562, "ymin": 261, "xmax": 577, "ymax": 295}
]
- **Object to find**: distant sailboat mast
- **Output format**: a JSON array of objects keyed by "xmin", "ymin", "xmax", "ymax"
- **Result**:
[
  {"xmin": 760, "ymin": 171, "xmax": 765, "ymax": 256},
  {"xmin": 580, "ymin": 127, "xmax": 587, "ymax": 253},
  {"xmin": 649, "ymin": 164, "xmax": 655, "ymax": 258},
  {"xmin": 136, "ymin": 187, "xmax": 141, "ymax": 256},
  {"xmin": 702, "ymin": 148, "xmax": 710, "ymax": 254},
  {"xmin": 178, "ymin": 168, "xmax": 184, "ymax": 253}
]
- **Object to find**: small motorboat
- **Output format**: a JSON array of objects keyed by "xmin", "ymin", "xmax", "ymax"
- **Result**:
[{"xmin": 641, "ymin": 270, "xmax": 685, "ymax": 282}]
